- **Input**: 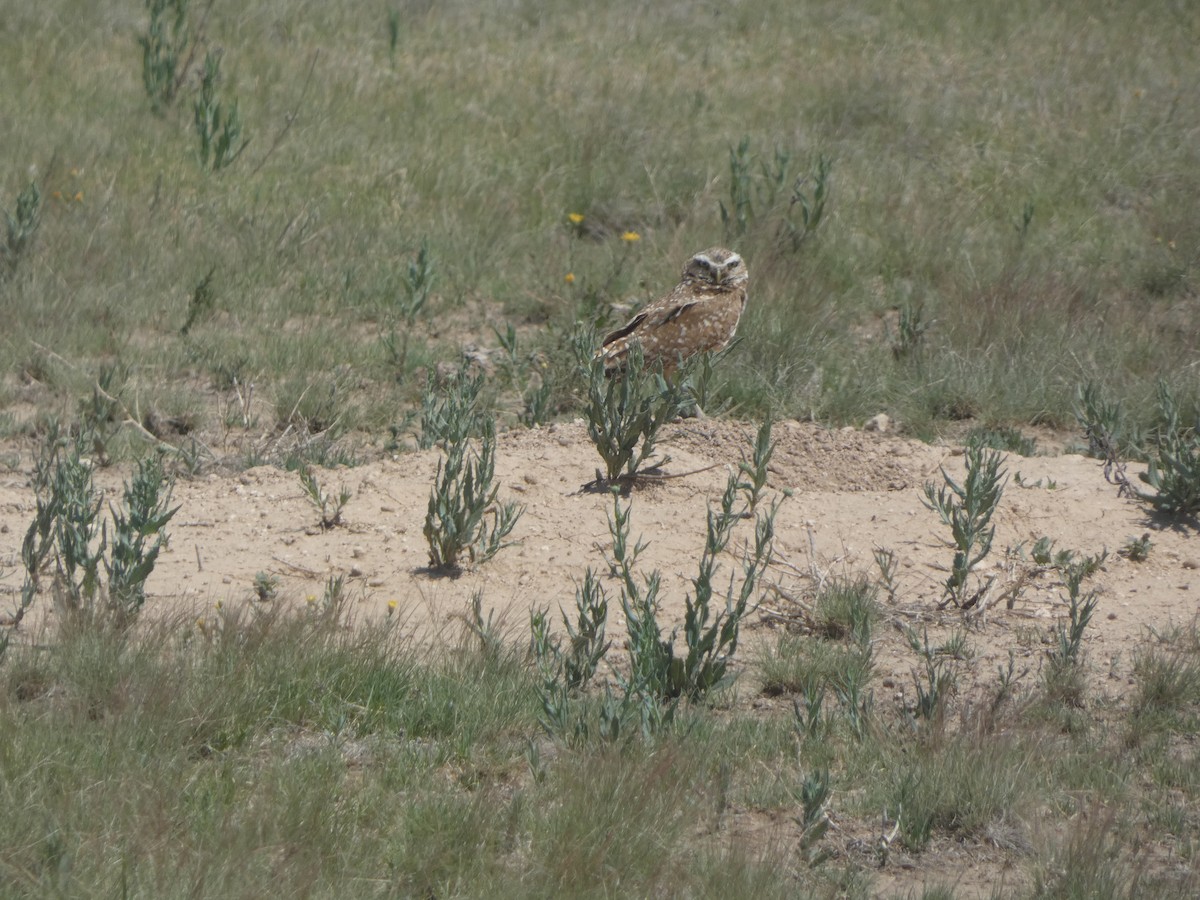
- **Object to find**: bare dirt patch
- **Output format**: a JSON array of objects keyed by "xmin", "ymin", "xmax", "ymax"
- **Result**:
[{"xmin": 3, "ymin": 418, "xmax": 1196, "ymax": 682}]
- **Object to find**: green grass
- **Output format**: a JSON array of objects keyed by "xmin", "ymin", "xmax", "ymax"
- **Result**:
[
  {"xmin": 1, "ymin": 0, "xmax": 1197, "ymax": 460},
  {"xmin": 4, "ymin": 603, "xmax": 1200, "ymax": 895}
]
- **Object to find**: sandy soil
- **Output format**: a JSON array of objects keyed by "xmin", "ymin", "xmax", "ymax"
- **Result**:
[{"xmin": 2, "ymin": 418, "xmax": 1197, "ymax": 895}]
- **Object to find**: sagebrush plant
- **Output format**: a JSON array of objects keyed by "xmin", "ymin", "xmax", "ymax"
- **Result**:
[
  {"xmin": 493, "ymin": 323, "xmax": 555, "ymax": 427},
  {"xmin": 2, "ymin": 180, "xmax": 41, "ymax": 278},
  {"xmin": 382, "ymin": 239, "xmax": 436, "ymax": 372},
  {"xmin": 1137, "ymin": 380, "xmax": 1200, "ymax": 518},
  {"xmin": 253, "ymin": 570, "xmax": 278, "ymax": 602},
  {"xmin": 417, "ymin": 365, "xmax": 486, "ymax": 450},
  {"xmin": 1043, "ymin": 551, "xmax": 1105, "ymax": 707},
  {"xmin": 923, "ymin": 445, "xmax": 1007, "ymax": 609},
  {"xmin": 423, "ymin": 418, "xmax": 523, "ymax": 572},
  {"xmin": 179, "ymin": 265, "xmax": 217, "ymax": 336},
  {"xmin": 193, "ymin": 49, "xmax": 249, "ymax": 171},
  {"xmin": 889, "ymin": 302, "xmax": 929, "ymax": 362},
  {"xmin": 297, "ymin": 462, "xmax": 351, "ymax": 530},
  {"xmin": 1074, "ymin": 381, "xmax": 1142, "ymax": 462},
  {"xmin": 530, "ymin": 567, "xmax": 610, "ymax": 693},
  {"xmin": 578, "ymin": 336, "xmax": 690, "ymax": 489},
  {"xmin": 614, "ymin": 471, "xmax": 778, "ymax": 705},
  {"xmin": 104, "ymin": 453, "xmax": 180, "ymax": 622},
  {"xmin": 138, "ymin": 0, "xmax": 196, "ymax": 113},
  {"xmin": 17, "ymin": 432, "xmax": 178, "ymax": 626},
  {"xmin": 736, "ymin": 413, "xmax": 776, "ymax": 515}
]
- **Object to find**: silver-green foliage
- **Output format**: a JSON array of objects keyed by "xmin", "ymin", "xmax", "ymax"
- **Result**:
[
  {"xmin": 193, "ymin": 50, "xmax": 249, "ymax": 171},
  {"xmin": 922, "ymin": 446, "xmax": 1007, "ymax": 608},
  {"xmin": 2, "ymin": 181, "xmax": 41, "ymax": 278},
  {"xmin": 105, "ymin": 454, "xmax": 180, "ymax": 620},
  {"xmin": 579, "ymin": 338, "xmax": 689, "ymax": 486},
  {"xmin": 1043, "ymin": 552, "xmax": 1104, "ymax": 707},
  {"xmin": 297, "ymin": 463, "xmax": 351, "ymax": 530},
  {"xmin": 418, "ymin": 366, "xmax": 486, "ymax": 450},
  {"xmin": 615, "ymin": 472, "xmax": 777, "ymax": 705},
  {"xmin": 531, "ymin": 568, "xmax": 610, "ymax": 693},
  {"xmin": 719, "ymin": 136, "xmax": 832, "ymax": 252},
  {"xmin": 423, "ymin": 419, "xmax": 522, "ymax": 572},
  {"xmin": 1137, "ymin": 381, "xmax": 1200, "ymax": 518},
  {"xmin": 17, "ymin": 431, "xmax": 177, "ymax": 626},
  {"xmin": 139, "ymin": 0, "xmax": 193, "ymax": 112}
]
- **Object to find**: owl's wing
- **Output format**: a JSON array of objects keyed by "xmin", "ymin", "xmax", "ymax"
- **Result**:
[{"xmin": 600, "ymin": 299, "xmax": 698, "ymax": 348}]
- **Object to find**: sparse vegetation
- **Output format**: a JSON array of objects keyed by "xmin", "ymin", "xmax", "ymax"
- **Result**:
[{"xmin": 1, "ymin": 0, "xmax": 1199, "ymax": 894}]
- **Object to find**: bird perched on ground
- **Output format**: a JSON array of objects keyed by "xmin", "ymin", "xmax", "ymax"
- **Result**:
[{"xmin": 595, "ymin": 246, "xmax": 749, "ymax": 377}]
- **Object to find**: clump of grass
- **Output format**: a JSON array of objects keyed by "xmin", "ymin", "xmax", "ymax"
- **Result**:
[
  {"xmin": 719, "ymin": 136, "xmax": 832, "ymax": 252},
  {"xmin": 922, "ymin": 445, "xmax": 1007, "ymax": 609},
  {"xmin": 879, "ymin": 735, "xmax": 1034, "ymax": 852},
  {"xmin": 813, "ymin": 574, "xmax": 878, "ymax": 644},
  {"xmin": 423, "ymin": 418, "xmax": 523, "ymax": 573},
  {"xmin": 193, "ymin": 49, "xmax": 249, "ymax": 171},
  {"xmin": 966, "ymin": 423, "xmax": 1036, "ymax": 456}
]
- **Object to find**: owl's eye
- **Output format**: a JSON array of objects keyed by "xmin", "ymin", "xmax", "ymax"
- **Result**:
[{"xmin": 727, "ymin": 259, "xmax": 740, "ymax": 269}]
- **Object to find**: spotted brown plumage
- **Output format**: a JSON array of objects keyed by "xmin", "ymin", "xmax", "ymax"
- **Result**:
[{"xmin": 596, "ymin": 247, "xmax": 749, "ymax": 377}]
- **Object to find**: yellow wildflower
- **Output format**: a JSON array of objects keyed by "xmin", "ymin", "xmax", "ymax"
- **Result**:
[
  {"xmin": 387, "ymin": 599, "xmax": 398, "ymax": 616},
  {"xmin": 74, "ymin": 191, "xmax": 83, "ymax": 203},
  {"xmin": 568, "ymin": 212, "xmax": 584, "ymax": 224},
  {"xmin": 621, "ymin": 231, "xmax": 640, "ymax": 242},
  {"xmin": 564, "ymin": 272, "xmax": 575, "ymax": 284},
  {"xmin": 51, "ymin": 190, "xmax": 62, "ymax": 201}
]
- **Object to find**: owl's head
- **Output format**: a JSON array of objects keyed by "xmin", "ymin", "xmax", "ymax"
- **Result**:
[{"xmin": 682, "ymin": 247, "xmax": 748, "ymax": 288}]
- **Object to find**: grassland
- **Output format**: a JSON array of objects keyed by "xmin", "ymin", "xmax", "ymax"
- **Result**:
[
  {"xmin": 2, "ymin": 1, "xmax": 1200, "ymax": 896},
  {"xmin": 1, "ymin": 0, "xmax": 1196, "ymax": 455}
]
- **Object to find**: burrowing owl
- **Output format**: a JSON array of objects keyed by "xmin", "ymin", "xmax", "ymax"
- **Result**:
[{"xmin": 596, "ymin": 247, "xmax": 749, "ymax": 376}]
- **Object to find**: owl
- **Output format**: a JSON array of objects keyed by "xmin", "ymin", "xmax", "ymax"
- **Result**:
[{"xmin": 595, "ymin": 246, "xmax": 749, "ymax": 377}]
